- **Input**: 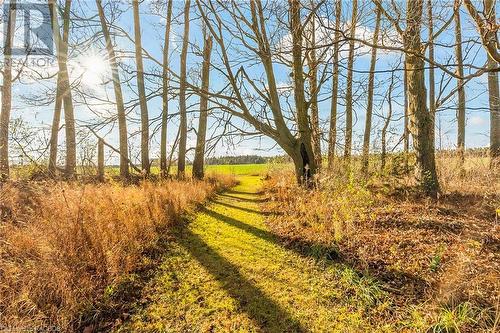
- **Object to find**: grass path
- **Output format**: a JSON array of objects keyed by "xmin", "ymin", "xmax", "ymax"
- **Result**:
[{"xmin": 116, "ymin": 176, "xmax": 389, "ymax": 333}]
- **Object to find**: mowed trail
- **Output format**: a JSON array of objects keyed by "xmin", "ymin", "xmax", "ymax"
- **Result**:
[{"xmin": 115, "ymin": 176, "xmax": 385, "ymax": 333}]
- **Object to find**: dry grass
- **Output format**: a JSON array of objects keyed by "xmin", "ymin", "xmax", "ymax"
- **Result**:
[
  {"xmin": 0, "ymin": 174, "xmax": 235, "ymax": 332},
  {"xmin": 263, "ymin": 154, "xmax": 499, "ymax": 332}
]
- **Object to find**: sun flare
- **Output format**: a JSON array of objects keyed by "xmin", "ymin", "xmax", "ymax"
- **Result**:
[{"xmin": 78, "ymin": 53, "xmax": 108, "ymax": 86}]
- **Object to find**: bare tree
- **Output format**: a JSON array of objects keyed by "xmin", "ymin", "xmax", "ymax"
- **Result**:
[
  {"xmin": 463, "ymin": 0, "xmax": 500, "ymax": 64},
  {"xmin": 193, "ymin": 26, "xmax": 213, "ymax": 180},
  {"xmin": 361, "ymin": 6, "xmax": 381, "ymax": 175},
  {"xmin": 306, "ymin": 6, "xmax": 322, "ymax": 169},
  {"xmin": 96, "ymin": 0, "xmax": 129, "ymax": 179},
  {"xmin": 327, "ymin": 0, "xmax": 342, "ymax": 170},
  {"xmin": 133, "ymin": 0, "xmax": 150, "ymax": 175},
  {"xmin": 178, "ymin": 0, "xmax": 191, "ymax": 179},
  {"xmin": 344, "ymin": 0, "xmax": 358, "ymax": 161},
  {"xmin": 427, "ymin": 0, "xmax": 435, "ymax": 148},
  {"xmin": 160, "ymin": 0, "xmax": 173, "ymax": 177},
  {"xmin": 49, "ymin": 0, "xmax": 76, "ymax": 179},
  {"xmin": 0, "ymin": 0, "xmax": 16, "ymax": 180},
  {"xmin": 455, "ymin": 0, "xmax": 466, "ymax": 170}
]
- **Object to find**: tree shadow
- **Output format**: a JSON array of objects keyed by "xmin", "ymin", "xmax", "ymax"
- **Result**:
[
  {"xmin": 203, "ymin": 207, "xmax": 429, "ymax": 304},
  {"xmin": 212, "ymin": 200, "xmax": 271, "ymax": 216},
  {"xmin": 177, "ymin": 227, "xmax": 306, "ymax": 333},
  {"xmin": 219, "ymin": 193, "xmax": 267, "ymax": 203}
]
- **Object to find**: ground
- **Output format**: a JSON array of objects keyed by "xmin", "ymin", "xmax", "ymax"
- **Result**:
[{"xmin": 113, "ymin": 175, "xmax": 391, "ymax": 333}]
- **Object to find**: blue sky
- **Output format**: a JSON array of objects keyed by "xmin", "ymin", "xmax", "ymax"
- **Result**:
[{"xmin": 0, "ymin": 0, "xmax": 495, "ymax": 166}]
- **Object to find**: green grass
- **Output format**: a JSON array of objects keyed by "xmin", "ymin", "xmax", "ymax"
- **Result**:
[
  {"xmin": 114, "ymin": 175, "xmax": 392, "ymax": 332},
  {"xmin": 105, "ymin": 164, "xmax": 273, "ymax": 177}
]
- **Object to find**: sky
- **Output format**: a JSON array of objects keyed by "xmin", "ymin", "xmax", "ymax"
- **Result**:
[{"xmin": 0, "ymin": 0, "xmax": 496, "ymax": 166}]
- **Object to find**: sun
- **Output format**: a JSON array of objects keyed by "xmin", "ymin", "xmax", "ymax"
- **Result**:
[{"xmin": 78, "ymin": 53, "xmax": 108, "ymax": 87}]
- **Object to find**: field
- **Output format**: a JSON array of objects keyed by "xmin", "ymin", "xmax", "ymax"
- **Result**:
[{"xmin": 1, "ymin": 158, "xmax": 499, "ymax": 332}]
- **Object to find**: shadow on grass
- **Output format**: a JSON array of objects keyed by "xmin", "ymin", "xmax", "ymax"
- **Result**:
[
  {"xmin": 213, "ymin": 200, "xmax": 271, "ymax": 216},
  {"xmin": 203, "ymin": 207, "xmax": 429, "ymax": 304},
  {"xmin": 219, "ymin": 193, "xmax": 267, "ymax": 203},
  {"xmin": 177, "ymin": 227, "xmax": 306, "ymax": 333}
]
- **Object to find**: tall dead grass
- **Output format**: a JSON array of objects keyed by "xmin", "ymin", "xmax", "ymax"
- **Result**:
[
  {"xmin": 263, "ymin": 154, "xmax": 499, "ymax": 331},
  {"xmin": 0, "ymin": 175, "xmax": 235, "ymax": 331}
]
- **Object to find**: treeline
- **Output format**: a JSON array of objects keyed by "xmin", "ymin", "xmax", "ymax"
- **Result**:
[
  {"xmin": 205, "ymin": 155, "xmax": 270, "ymax": 165},
  {"xmin": 0, "ymin": 0, "xmax": 498, "ymax": 198}
]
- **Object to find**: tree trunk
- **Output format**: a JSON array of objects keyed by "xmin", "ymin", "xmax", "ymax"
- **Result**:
[
  {"xmin": 0, "ymin": 0, "xmax": 16, "ymax": 181},
  {"xmin": 160, "ymin": 0, "xmax": 173, "ymax": 178},
  {"xmin": 97, "ymin": 0, "xmax": 129, "ymax": 179},
  {"xmin": 97, "ymin": 138, "xmax": 104, "ymax": 182},
  {"xmin": 133, "ymin": 0, "xmax": 150, "ymax": 175},
  {"xmin": 344, "ymin": 0, "xmax": 357, "ymax": 161},
  {"xmin": 193, "ymin": 28, "xmax": 213, "ymax": 180},
  {"xmin": 488, "ymin": 56, "xmax": 500, "ymax": 166},
  {"xmin": 178, "ymin": 0, "xmax": 191, "ymax": 179},
  {"xmin": 48, "ymin": 73, "xmax": 63, "ymax": 177},
  {"xmin": 50, "ymin": 0, "xmax": 76, "ymax": 179},
  {"xmin": 403, "ymin": 61, "xmax": 409, "ymax": 171},
  {"xmin": 485, "ymin": 0, "xmax": 500, "ymax": 166},
  {"xmin": 361, "ymin": 7, "xmax": 381, "ymax": 175},
  {"xmin": 427, "ymin": 0, "xmax": 436, "ymax": 155},
  {"xmin": 381, "ymin": 73, "xmax": 395, "ymax": 172},
  {"xmin": 307, "ymin": 12, "xmax": 322, "ymax": 170},
  {"xmin": 404, "ymin": 0, "xmax": 439, "ymax": 198},
  {"xmin": 454, "ymin": 0, "xmax": 466, "ymax": 171},
  {"xmin": 290, "ymin": 0, "xmax": 317, "ymax": 184},
  {"xmin": 327, "ymin": 0, "xmax": 342, "ymax": 170}
]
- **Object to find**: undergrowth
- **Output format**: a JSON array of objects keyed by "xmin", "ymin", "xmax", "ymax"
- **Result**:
[{"xmin": 0, "ymin": 174, "xmax": 235, "ymax": 331}]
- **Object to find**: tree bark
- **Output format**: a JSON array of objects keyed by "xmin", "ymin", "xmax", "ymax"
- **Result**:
[
  {"xmin": 381, "ymin": 73, "xmax": 395, "ymax": 172},
  {"xmin": 427, "ymin": 0, "xmax": 436, "ymax": 152},
  {"xmin": 50, "ymin": 0, "xmax": 76, "ymax": 179},
  {"xmin": 307, "ymin": 11, "xmax": 322, "ymax": 170},
  {"xmin": 0, "ymin": 0, "xmax": 16, "ymax": 181},
  {"xmin": 96, "ymin": 0, "xmax": 129, "ymax": 179},
  {"xmin": 48, "ymin": 74, "xmax": 63, "ymax": 177},
  {"xmin": 404, "ymin": 0, "xmax": 439, "ymax": 198},
  {"xmin": 454, "ymin": 0, "xmax": 466, "ymax": 171},
  {"xmin": 327, "ymin": 0, "xmax": 342, "ymax": 170},
  {"xmin": 178, "ymin": 0, "xmax": 191, "ymax": 179},
  {"xmin": 193, "ymin": 28, "xmax": 213, "ymax": 180},
  {"xmin": 344, "ymin": 0, "xmax": 357, "ymax": 161},
  {"xmin": 290, "ymin": 0, "xmax": 317, "ymax": 184},
  {"xmin": 97, "ymin": 138, "xmax": 104, "ymax": 181},
  {"xmin": 361, "ymin": 6, "xmax": 381, "ymax": 175},
  {"xmin": 133, "ymin": 0, "xmax": 150, "ymax": 175},
  {"xmin": 485, "ymin": 2, "xmax": 500, "ymax": 166},
  {"xmin": 160, "ymin": 0, "xmax": 173, "ymax": 177}
]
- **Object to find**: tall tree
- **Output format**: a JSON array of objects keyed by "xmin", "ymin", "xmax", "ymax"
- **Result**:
[
  {"xmin": 195, "ymin": 0, "xmax": 318, "ymax": 184},
  {"xmin": 455, "ymin": 0, "xmax": 466, "ymax": 170},
  {"xmin": 427, "ymin": 0, "xmax": 435, "ymax": 147},
  {"xmin": 361, "ymin": 6, "xmax": 381, "ymax": 175},
  {"xmin": 404, "ymin": 0, "xmax": 439, "ymax": 197},
  {"xmin": 133, "ymin": 0, "xmax": 150, "ymax": 175},
  {"xmin": 328, "ymin": 0, "xmax": 342, "ymax": 170},
  {"xmin": 344, "ymin": 0, "xmax": 357, "ymax": 161},
  {"xmin": 49, "ymin": 0, "xmax": 76, "ymax": 179},
  {"xmin": 160, "ymin": 0, "xmax": 173, "ymax": 177},
  {"xmin": 0, "ymin": 0, "xmax": 16, "ymax": 181},
  {"xmin": 483, "ymin": 2, "xmax": 500, "ymax": 165},
  {"xmin": 96, "ymin": 0, "xmax": 129, "ymax": 179},
  {"xmin": 306, "ymin": 10, "xmax": 322, "ymax": 169},
  {"xmin": 178, "ymin": 0, "xmax": 191, "ymax": 179},
  {"xmin": 193, "ymin": 26, "xmax": 213, "ymax": 180}
]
